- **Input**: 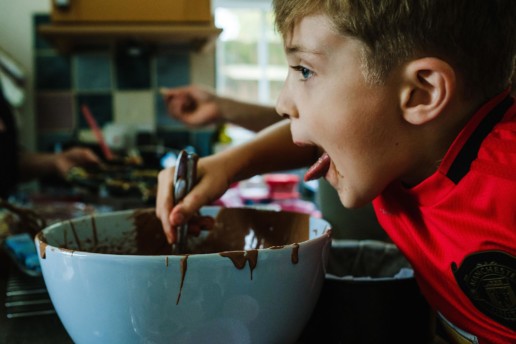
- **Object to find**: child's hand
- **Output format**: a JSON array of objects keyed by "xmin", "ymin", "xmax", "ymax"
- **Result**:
[{"xmin": 155, "ymin": 155, "xmax": 233, "ymax": 244}]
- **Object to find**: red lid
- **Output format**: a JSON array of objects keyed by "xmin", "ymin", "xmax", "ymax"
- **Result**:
[{"xmin": 264, "ymin": 174, "xmax": 300, "ymax": 200}]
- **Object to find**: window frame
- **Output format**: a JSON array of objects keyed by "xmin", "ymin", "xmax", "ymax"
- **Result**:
[{"xmin": 213, "ymin": 0, "xmax": 285, "ymax": 105}]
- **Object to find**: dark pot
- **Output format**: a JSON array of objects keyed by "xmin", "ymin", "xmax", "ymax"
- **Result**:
[{"xmin": 299, "ymin": 240, "xmax": 435, "ymax": 344}]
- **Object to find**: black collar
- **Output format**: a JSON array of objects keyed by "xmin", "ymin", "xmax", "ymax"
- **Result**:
[{"xmin": 447, "ymin": 96, "xmax": 514, "ymax": 184}]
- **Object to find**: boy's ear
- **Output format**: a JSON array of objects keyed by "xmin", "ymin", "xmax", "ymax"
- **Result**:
[{"xmin": 399, "ymin": 58, "xmax": 456, "ymax": 125}]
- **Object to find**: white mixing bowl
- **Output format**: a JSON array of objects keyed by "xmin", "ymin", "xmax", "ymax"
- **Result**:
[{"xmin": 35, "ymin": 206, "xmax": 331, "ymax": 344}]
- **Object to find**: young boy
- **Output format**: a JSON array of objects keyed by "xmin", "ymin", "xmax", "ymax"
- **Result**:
[{"xmin": 156, "ymin": 0, "xmax": 516, "ymax": 342}]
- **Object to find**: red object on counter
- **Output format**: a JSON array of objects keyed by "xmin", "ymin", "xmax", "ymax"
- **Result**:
[
  {"xmin": 264, "ymin": 174, "xmax": 300, "ymax": 200},
  {"xmin": 81, "ymin": 104, "xmax": 114, "ymax": 160},
  {"xmin": 215, "ymin": 176, "xmax": 321, "ymax": 217}
]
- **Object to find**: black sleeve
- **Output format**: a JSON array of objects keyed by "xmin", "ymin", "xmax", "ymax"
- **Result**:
[{"xmin": 0, "ymin": 88, "xmax": 19, "ymax": 198}]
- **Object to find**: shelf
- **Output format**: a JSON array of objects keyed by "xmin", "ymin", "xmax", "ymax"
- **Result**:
[{"xmin": 38, "ymin": 23, "xmax": 222, "ymax": 53}]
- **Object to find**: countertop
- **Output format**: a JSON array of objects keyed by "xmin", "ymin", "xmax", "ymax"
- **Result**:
[
  {"xmin": 0, "ymin": 245, "xmax": 450, "ymax": 344},
  {"xmin": 0, "ymin": 187, "xmax": 448, "ymax": 343},
  {"xmin": 0, "ymin": 252, "xmax": 73, "ymax": 343},
  {"xmin": 0, "ymin": 187, "xmax": 142, "ymax": 344}
]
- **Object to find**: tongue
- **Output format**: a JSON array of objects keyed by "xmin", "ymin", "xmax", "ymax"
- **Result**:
[{"xmin": 304, "ymin": 153, "xmax": 331, "ymax": 182}]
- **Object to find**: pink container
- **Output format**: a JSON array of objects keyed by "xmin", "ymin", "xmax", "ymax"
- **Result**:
[{"xmin": 264, "ymin": 174, "xmax": 300, "ymax": 200}]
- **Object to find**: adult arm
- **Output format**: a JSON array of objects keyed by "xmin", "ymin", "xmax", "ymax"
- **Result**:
[
  {"xmin": 161, "ymin": 84, "xmax": 281, "ymax": 132},
  {"xmin": 17, "ymin": 147, "xmax": 101, "ymax": 182}
]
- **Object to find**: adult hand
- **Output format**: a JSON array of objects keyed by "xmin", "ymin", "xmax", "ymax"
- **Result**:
[
  {"xmin": 54, "ymin": 147, "xmax": 101, "ymax": 178},
  {"xmin": 161, "ymin": 85, "xmax": 222, "ymax": 127}
]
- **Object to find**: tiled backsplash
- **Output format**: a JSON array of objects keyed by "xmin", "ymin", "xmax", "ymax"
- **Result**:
[{"xmin": 34, "ymin": 14, "xmax": 215, "ymax": 157}]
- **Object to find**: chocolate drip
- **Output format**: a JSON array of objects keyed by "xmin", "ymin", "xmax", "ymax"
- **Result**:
[
  {"xmin": 62, "ymin": 226, "xmax": 68, "ymax": 249},
  {"xmin": 220, "ymin": 250, "xmax": 259, "ymax": 280},
  {"xmin": 91, "ymin": 216, "xmax": 98, "ymax": 246},
  {"xmin": 291, "ymin": 243, "xmax": 300, "ymax": 264},
  {"xmin": 176, "ymin": 255, "xmax": 189, "ymax": 305},
  {"xmin": 69, "ymin": 221, "xmax": 82, "ymax": 251},
  {"xmin": 37, "ymin": 232, "xmax": 47, "ymax": 259}
]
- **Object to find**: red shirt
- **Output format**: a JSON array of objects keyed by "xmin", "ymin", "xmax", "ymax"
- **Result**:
[{"xmin": 374, "ymin": 90, "xmax": 516, "ymax": 343}]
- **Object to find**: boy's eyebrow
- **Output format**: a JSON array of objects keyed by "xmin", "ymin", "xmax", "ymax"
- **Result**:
[{"xmin": 285, "ymin": 44, "xmax": 325, "ymax": 56}]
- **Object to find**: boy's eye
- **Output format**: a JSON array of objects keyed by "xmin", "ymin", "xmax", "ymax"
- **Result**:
[{"xmin": 292, "ymin": 65, "xmax": 314, "ymax": 80}]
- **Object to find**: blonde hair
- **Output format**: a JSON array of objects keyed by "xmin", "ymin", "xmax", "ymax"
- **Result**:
[{"xmin": 273, "ymin": 0, "xmax": 516, "ymax": 100}]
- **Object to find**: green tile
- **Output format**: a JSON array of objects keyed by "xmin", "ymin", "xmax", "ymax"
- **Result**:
[
  {"xmin": 75, "ymin": 52, "xmax": 112, "ymax": 91},
  {"xmin": 36, "ymin": 55, "xmax": 72, "ymax": 90},
  {"xmin": 155, "ymin": 52, "xmax": 190, "ymax": 88}
]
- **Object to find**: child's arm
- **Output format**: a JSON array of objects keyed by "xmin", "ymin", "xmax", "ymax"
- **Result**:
[{"xmin": 156, "ymin": 120, "xmax": 316, "ymax": 244}]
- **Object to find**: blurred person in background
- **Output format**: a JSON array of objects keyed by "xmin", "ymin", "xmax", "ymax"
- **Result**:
[{"xmin": 0, "ymin": 66, "xmax": 100, "ymax": 200}]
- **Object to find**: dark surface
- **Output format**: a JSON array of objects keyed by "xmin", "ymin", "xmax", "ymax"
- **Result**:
[
  {"xmin": 0, "ymin": 244, "xmax": 450, "ymax": 344},
  {"xmin": 0, "ymin": 251, "xmax": 73, "ymax": 344},
  {"xmin": 0, "ymin": 188, "xmax": 148, "ymax": 344},
  {"xmin": 0, "ymin": 190, "xmax": 448, "ymax": 344},
  {"xmin": 299, "ymin": 276, "xmax": 437, "ymax": 344}
]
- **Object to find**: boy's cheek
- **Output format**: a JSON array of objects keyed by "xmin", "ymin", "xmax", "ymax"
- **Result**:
[
  {"xmin": 289, "ymin": 120, "xmax": 308, "ymax": 135},
  {"xmin": 289, "ymin": 127, "xmax": 306, "ymax": 144}
]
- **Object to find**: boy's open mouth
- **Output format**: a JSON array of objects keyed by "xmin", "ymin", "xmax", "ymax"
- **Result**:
[{"xmin": 304, "ymin": 152, "xmax": 331, "ymax": 182}]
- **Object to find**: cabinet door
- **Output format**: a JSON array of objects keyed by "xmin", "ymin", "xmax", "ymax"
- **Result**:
[{"xmin": 51, "ymin": 0, "xmax": 212, "ymax": 23}]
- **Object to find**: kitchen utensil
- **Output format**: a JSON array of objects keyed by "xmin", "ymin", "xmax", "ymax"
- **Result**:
[
  {"xmin": 173, "ymin": 149, "xmax": 198, "ymax": 254},
  {"xmin": 80, "ymin": 104, "xmax": 114, "ymax": 161}
]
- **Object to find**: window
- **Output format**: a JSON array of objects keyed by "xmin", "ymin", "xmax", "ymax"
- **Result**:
[{"xmin": 213, "ymin": 0, "xmax": 287, "ymax": 106}]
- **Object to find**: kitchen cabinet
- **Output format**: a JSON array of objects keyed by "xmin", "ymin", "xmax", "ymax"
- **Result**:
[
  {"xmin": 50, "ymin": 0, "xmax": 212, "ymax": 23},
  {"xmin": 38, "ymin": 23, "xmax": 222, "ymax": 53},
  {"xmin": 38, "ymin": 0, "xmax": 222, "ymax": 53}
]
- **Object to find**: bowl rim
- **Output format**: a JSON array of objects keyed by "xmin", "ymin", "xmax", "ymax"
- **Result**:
[{"xmin": 35, "ymin": 206, "xmax": 332, "ymax": 260}]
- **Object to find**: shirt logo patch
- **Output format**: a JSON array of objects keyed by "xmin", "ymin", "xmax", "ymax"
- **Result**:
[{"xmin": 452, "ymin": 251, "xmax": 516, "ymax": 331}]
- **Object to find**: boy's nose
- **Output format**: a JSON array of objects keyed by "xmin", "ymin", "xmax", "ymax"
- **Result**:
[{"xmin": 275, "ymin": 83, "xmax": 296, "ymax": 119}]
